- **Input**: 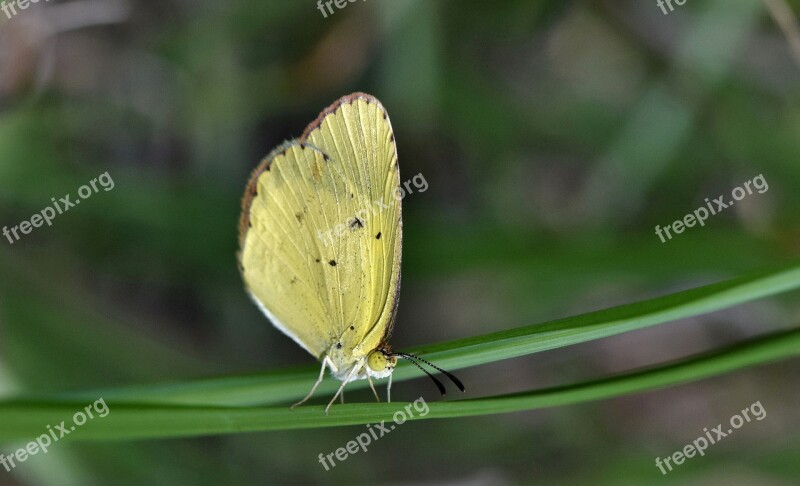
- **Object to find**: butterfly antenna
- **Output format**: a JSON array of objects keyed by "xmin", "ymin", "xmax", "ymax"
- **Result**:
[
  {"xmin": 393, "ymin": 353, "xmax": 465, "ymax": 392},
  {"xmin": 394, "ymin": 354, "xmax": 447, "ymax": 396}
]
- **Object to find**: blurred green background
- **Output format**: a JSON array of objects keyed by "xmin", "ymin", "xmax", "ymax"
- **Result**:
[{"xmin": 1, "ymin": 0, "xmax": 800, "ymax": 484}]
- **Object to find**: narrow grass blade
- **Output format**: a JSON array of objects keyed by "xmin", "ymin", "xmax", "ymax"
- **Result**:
[
  {"xmin": 1, "ymin": 328, "xmax": 797, "ymax": 441},
  {"xmin": 53, "ymin": 260, "xmax": 800, "ymax": 407}
]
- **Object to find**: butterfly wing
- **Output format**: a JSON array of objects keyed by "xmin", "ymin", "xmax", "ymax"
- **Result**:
[{"xmin": 239, "ymin": 93, "xmax": 402, "ymax": 364}]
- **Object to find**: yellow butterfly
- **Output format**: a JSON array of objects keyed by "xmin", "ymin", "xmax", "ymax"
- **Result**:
[{"xmin": 238, "ymin": 93, "xmax": 462, "ymax": 413}]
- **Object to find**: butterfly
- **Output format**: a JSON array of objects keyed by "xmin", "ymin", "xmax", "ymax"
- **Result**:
[{"xmin": 237, "ymin": 93, "xmax": 463, "ymax": 413}]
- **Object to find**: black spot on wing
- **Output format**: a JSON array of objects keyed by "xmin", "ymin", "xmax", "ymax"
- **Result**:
[
  {"xmin": 329, "ymin": 260, "xmax": 337, "ymax": 266},
  {"xmin": 349, "ymin": 217, "xmax": 364, "ymax": 229},
  {"xmin": 376, "ymin": 232, "xmax": 381, "ymax": 239}
]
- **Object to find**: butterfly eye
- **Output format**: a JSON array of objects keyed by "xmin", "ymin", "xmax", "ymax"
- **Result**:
[{"xmin": 367, "ymin": 350, "xmax": 388, "ymax": 372}]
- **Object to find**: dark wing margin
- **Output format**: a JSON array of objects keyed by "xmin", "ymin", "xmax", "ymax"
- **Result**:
[
  {"xmin": 300, "ymin": 92, "xmax": 389, "ymax": 141},
  {"xmin": 238, "ymin": 140, "xmax": 295, "ymax": 254}
]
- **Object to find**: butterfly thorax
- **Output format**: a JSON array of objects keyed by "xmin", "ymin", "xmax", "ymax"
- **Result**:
[{"xmin": 326, "ymin": 343, "xmax": 397, "ymax": 383}]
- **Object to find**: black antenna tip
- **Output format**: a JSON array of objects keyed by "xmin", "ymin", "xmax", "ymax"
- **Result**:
[{"xmin": 393, "ymin": 352, "xmax": 465, "ymax": 394}]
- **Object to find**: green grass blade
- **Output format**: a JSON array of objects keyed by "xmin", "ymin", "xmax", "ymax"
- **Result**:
[
  {"xmin": 1, "ymin": 328, "xmax": 797, "ymax": 441},
  {"xmin": 52, "ymin": 260, "xmax": 800, "ymax": 407}
]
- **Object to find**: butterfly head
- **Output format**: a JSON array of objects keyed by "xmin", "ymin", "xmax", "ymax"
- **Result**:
[{"xmin": 366, "ymin": 348, "xmax": 397, "ymax": 379}]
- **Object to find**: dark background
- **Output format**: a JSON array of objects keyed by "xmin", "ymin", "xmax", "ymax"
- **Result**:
[{"xmin": 1, "ymin": 0, "xmax": 799, "ymax": 484}]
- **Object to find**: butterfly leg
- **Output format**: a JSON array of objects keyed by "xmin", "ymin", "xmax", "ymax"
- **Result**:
[
  {"xmin": 325, "ymin": 363, "xmax": 361, "ymax": 414},
  {"xmin": 291, "ymin": 355, "xmax": 333, "ymax": 409},
  {"xmin": 367, "ymin": 374, "xmax": 380, "ymax": 402}
]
